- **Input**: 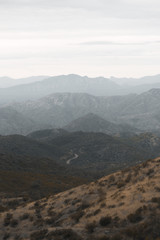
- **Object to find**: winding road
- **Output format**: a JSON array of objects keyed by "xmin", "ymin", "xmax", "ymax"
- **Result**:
[{"xmin": 66, "ymin": 153, "xmax": 79, "ymax": 165}]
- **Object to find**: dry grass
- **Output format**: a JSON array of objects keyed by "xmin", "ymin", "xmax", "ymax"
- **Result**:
[{"xmin": 0, "ymin": 157, "xmax": 160, "ymax": 239}]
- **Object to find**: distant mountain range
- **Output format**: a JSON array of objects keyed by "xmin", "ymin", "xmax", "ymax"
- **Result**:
[
  {"xmin": 0, "ymin": 76, "xmax": 49, "ymax": 88},
  {"xmin": 0, "ymin": 74, "xmax": 160, "ymax": 135},
  {"xmin": 2, "ymin": 88, "xmax": 159, "ymax": 135},
  {"xmin": 0, "ymin": 74, "xmax": 160, "ymax": 104}
]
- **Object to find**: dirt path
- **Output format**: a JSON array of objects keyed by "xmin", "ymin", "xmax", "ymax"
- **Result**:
[{"xmin": 66, "ymin": 153, "xmax": 79, "ymax": 165}]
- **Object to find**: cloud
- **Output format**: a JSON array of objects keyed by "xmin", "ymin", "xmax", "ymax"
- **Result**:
[
  {"xmin": 0, "ymin": 0, "xmax": 160, "ymax": 19},
  {"xmin": 0, "ymin": 0, "xmax": 159, "ymax": 77},
  {"xmin": 79, "ymin": 41, "xmax": 160, "ymax": 46}
]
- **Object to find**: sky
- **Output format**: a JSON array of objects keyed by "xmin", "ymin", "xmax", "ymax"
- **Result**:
[{"xmin": 0, "ymin": 0, "xmax": 160, "ymax": 78}]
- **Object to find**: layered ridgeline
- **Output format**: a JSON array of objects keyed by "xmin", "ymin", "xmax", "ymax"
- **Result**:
[
  {"xmin": 0, "ymin": 75, "xmax": 119, "ymax": 104},
  {"xmin": 1, "ymin": 88, "xmax": 160, "ymax": 135},
  {"xmin": 0, "ymin": 74, "xmax": 160, "ymax": 104},
  {"xmin": 0, "ymin": 76, "xmax": 49, "ymax": 88},
  {"xmin": 0, "ymin": 130, "xmax": 160, "ymax": 199},
  {"xmin": 63, "ymin": 113, "xmax": 140, "ymax": 137},
  {"xmin": 0, "ymin": 157, "xmax": 160, "ymax": 240},
  {"xmin": 0, "ymin": 107, "xmax": 52, "ymax": 135}
]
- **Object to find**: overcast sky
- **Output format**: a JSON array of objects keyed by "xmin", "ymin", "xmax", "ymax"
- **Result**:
[{"xmin": 0, "ymin": 0, "xmax": 160, "ymax": 78}]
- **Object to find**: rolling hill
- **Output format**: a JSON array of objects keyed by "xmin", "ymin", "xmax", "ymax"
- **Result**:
[
  {"xmin": 64, "ymin": 113, "xmax": 140, "ymax": 137},
  {"xmin": 0, "ymin": 131, "xmax": 160, "ymax": 200}
]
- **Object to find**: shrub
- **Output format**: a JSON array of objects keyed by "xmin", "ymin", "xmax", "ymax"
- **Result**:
[
  {"xmin": 10, "ymin": 219, "xmax": 18, "ymax": 227},
  {"xmin": 151, "ymin": 197, "xmax": 160, "ymax": 204},
  {"xmin": 94, "ymin": 209, "xmax": 101, "ymax": 215},
  {"xmin": 46, "ymin": 229, "xmax": 82, "ymax": 240},
  {"xmin": 3, "ymin": 213, "xmax": 13, "ymax": 226},
  {"xmin": 108, "ymin": 175, "xmax": 115, "ymax": 183},
  {"xmin": 47, "ymin": 209, "xmax": 56, "ymax": 217},
  {"xmin": 98, "ymin": 188, "xmax": 106, "ymax": 202},
  {"xmin": 97, "ymin": 236, "xmax": 110, "ymax": 240},
  {"xmin": 111, "ymin": 234, "xmax": 123, "ymax": 240},
  {"xmin": 14, "ymin": 234, "xmax": 22, "ymax": 240},
  {"xmin": 80, "ymin": 201, "xmax": 90, "ymax": 210},
  {"xmin": 125, "ymin": 173, "xmax": 132, "ymax": 183},
  {"xmin": 45, "ymin": 217, "xmax": 55, "ymax": 225},
  {"xmin": 33, "ymin": 218, "xmax": 44, "ymax": 227},
  {"xmin": 155, "ymin": 186, "xmax": 160, "ymax": 192},
  {"xmin": 0, "ymin": 205, "xmax": 8, "ymax": 212},
  {"xmin": 100, "ymin": 203, "xmax": 106, "ymax": 208},
  {"xmin": 7, "ymin": 199, "xmax": 20, "ymax": 209},
  {"xmin": 147, "ymin": 168, "xmax": 154, "ymax": 176},
  {"xmin": 85, "ymin": 222, "xmax": 96, "ymax": 233},
  {"xmin": 19, "ymin": 213, "xmax": 30, "ymax": 220},
  {"xmin": 127, "ymin": 209, "xmax": 142, "ymax": 223},
  {"xmin": 3, "ymin": 233, "xmax": 10, "ymax": 240},
  {"xmin": 99, "ymin": 216, "xmax": 112, "ymax": 226},
  {"xmin": 30, "ymin": 229, "xmax": 48, "ymax": 240},
  {"xmin": 117, "ymin": 181, "xmax": 125, "ymax": 188},
  {"xmin": 71, "ymin": 209, "xmax": 84, "ymax": 223},
  {"xmin": 64, "ymin": 199, "xmax": 70, "ymax": 204},
  {"xmin": 108, "ymin": 205, "xmax": 116, "ymax": 208}
]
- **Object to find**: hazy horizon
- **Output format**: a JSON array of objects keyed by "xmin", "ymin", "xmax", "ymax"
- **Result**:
[{"xmin": 0, "ymin": 73, "xmax": 160, "ymax": 80}]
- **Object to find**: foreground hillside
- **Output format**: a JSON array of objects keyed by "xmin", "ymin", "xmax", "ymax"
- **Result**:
[{"xmin": 0, "ymin": 157, "xmax": 160, "ymax": 240}]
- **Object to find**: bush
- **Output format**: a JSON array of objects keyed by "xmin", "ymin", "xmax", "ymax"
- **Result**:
[
  {"xmin": 46, "ymin": 229, "xmax": 82, "ymax": 240},
  {"xmin": 71, "ymin": 210, "xmax": 84, "ymax": 223},
  {"xmin": 3, "ymin": 213, "xmax": 13, "ymax": 226},
  {"xmin": 122, "ymin": 216, "xmax": 160, "ymax": 239},
  {"xmin": 125, "ymin": 173, "xmax": 132, "ymax": 183},
  {"xmin": 80, "ymin": 201, "xmax": 90, "ymax": 210},
  {"xmin": 7, "ymin": 199, "xmax": 20, "ymax": 209},
  {"xmin": 151, "ymin": 197, "xmax": 160, "ymax": 204},
  {"xmin": 10, "ymin": 219, "xmax": 18, "ymax": 227},
  {"xmin": 108, "ymin": 175, "xmax": 115, "ymax": 183},
  {"xmin": 30, "ymin": 229, "xmax": 48, "ymax": 240},
  {"xmin": 99, "ymin": 216, "xmax": 112, "ymax": 226},
  {"xmin": 98, "ymin": 188, "xmax": 106, "ymax": 202},
  {"xmin": 19, "ymin": 213, "xmax": 30, "ymax": 220},
  {"xmin": 111, "ymin": 234, "xmax": 123, "ymax": 240},
  {"xmin": 3, "ymin": 233, "xmax": 10, "ymax": 240},
  {"xmin": 117, "ymin": 181, "xmax": 125, "ymax": 188},
  {"xmin": 127, "ymin": 208, "xmax": 142, "ymax": 223},
  {"xmin": 94, "ymin": 209, "xmax": 101, "ymax": 215},
  {"xmin": 45, "ymin": 217, "xmax": 55, "ymax": 225},
  {"xmin": 97, "ymin": 236, "xmax": 110, "ymax": 240},
  {"xmin": 85, "ymin": 222, "xmax": 96, "ymax": 233}
]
